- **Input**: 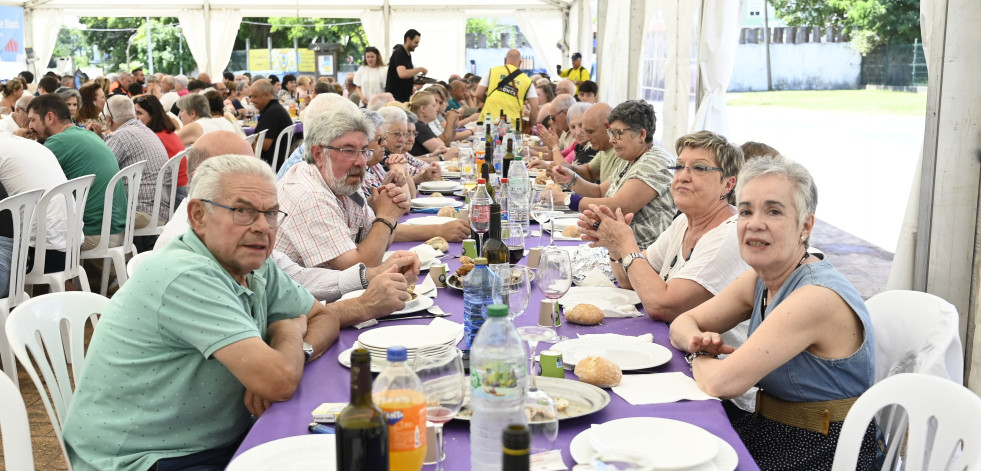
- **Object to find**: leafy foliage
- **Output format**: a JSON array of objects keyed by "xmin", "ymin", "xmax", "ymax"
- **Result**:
[
  {"xmin": 769, "ymin": 0, "xmax": 920, "ymax": 54},
  {"xmin": 466, "ymin": 19, "xmax": 518, "ymax": 48},
  {"xmin": 233, "ymin": 18, "xmax": 366, "ymax": 62}
]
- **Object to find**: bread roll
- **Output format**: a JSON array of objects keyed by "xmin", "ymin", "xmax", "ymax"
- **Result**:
[
  {"xmin": 545, "ymin": 183, "xmax": 563, "ymax": 192},
  {"xmin": 425, "ymin": 236, "xmax": 449, "ymax": 252},
  {"xmin": 430, "ymin": 192, "xmax": 444, "ymax": 198},
  {"xmin": 561, "ymin": 225, "xmax": 580, "ymax": 239},
  {"xmin": 574, "ymin": 356, "xmax": 622, "ymax": 388},
  {"xmin": 437, "ymin": 206, "xmax": 458, "ymax": 218},
  {"xmin": 455, "ymin": 263, "xmax": 475, "ymax": 277},
  {"xmin": 566, "ymin": 303, "xmax": 603, "ymax": 325}
]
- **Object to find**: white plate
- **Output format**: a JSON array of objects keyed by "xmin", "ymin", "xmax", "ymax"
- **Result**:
[
  {"xmin": 455, "ymin": 376, "xmax": 610, "ymax": 422},
  {"xmin": 339, "ymin": 289, "xmax": 434, "ymax": 316},
  {"xmin": 559, "ymin": 286, "xmax": 641, "ymax": 310},
  {"xmin": 588, "ymin": 417, "xmax": 720, "ymax": 470},
  {"xmin": 441, "ymin": 171, "xmax": 462, "ymax": 179},
  {"xmin": 358, "ymin": 324, "xmax": 458, "ymax": 350},
  {"xmin": 227, "ymin": 435, "xmax": 335, "ymax": 471},
  {"xmin": 411, "ymin": 198, "xmax": 464, "ymax": 209},
  {"xmin": 570, "ymin": 423, "xmax": 737, "ymax": 471},
  {"xmin": 403, "ymin": 216, "xmax": 459, "ymax": 226},
  {"xmin": 542, "ymin": 217, "xmax": 581, "ymax": 233},
  {"xmin": 338, "ymin": 346, "xmax": 387, "ymax": 373},
  {"xmin": 418, "ymin": 181, "xmax": 463, "ymax": 192},
  {"xmin": 552, "ymin": 337, "xmax": 672, "ymax": 371}
]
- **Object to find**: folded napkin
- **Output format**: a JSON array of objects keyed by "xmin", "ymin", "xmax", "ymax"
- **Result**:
[
  {"xmin": 408, "ymin": 243, "xmax": 443, "ymax": 262},
  {"xmin": 416, "ymin": 275, "xmax": 437, "ymax": 298},
  {"xmin": 530, "ymin": 450, "xmax": 568, "ymax": 470},
  {"xmin": 564, "ymin": 277, "xmax": 643, "ymax": 318},
  {"xmin": 612, "ymin": 372, "xmax": 720, "ymax": 405}
]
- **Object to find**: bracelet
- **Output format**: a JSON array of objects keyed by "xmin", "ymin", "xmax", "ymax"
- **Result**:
[
  {"xmin": 685, "ymin": 351, "xmax": 718, "ymax": 368},
  {"xmin": 372, "ymin": 217, "xmax": 397, "ymax": 234},
  {"xmin": 562, "ymin": 172, "xmax": 578, "ymax": 190},
  {"xmin": 358, "ymin": 263, "xmax": 369, "ymax": 288},
  {"xmin": 569, "ymin": 194, "xmax": 583, "ymax": 211}
]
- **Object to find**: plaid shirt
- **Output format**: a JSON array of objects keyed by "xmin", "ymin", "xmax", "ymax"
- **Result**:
[
  {"xmin": 105, "ymin": 119, "xmax": 172, "ymax": 222},
  {"xmin": 276, "ymin": 161, "xmax": 375, "ymax": 268}
]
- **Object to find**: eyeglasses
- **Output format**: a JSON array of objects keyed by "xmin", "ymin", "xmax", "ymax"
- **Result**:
[
  {"xmin": 133, "ymin": 95, "xmax": 149, "ymax": 104},
  {"xmin": 388, "ymin": 131, "xmax": 417, "ymax": 139},
  {"xmin": 607, "ymin": 127, "xmax": 631, "ymax": 141},
  {"xmin": 201, "ymin": 199, "xmax": 288, "ymax": 228},
  {"xmin": 668, "ymin": 163, "xmax": 724, "ymax": 176},
  {"xmin": 324, "ymin": 145, "xmax": 374, "ymax": 160},
  {"xmin": 374, "ymin": 134, "xmax": 388, "ymax": 145},
  {"xmin": 548, "ymin": 109, "xmax": 568, "ymax": 121}
]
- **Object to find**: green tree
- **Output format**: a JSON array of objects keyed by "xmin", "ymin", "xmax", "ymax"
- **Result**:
[
  {"xmin": 234, "ymin": 18, "xmax": 366, "ymax": 63},
  {"xmin": 466, "ymin": 19, "xmax": 516, "ymax": 48},
  {"xmin": 770, "ymin": 0, "xmax": 920, "ymax": 54},
  {"xmin": 127, "ymin": 18, "xmax": 197, "ymax": 75}
]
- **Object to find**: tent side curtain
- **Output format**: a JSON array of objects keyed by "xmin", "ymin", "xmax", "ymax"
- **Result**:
[
  {"xmin": 689, "ymin": 0, "xmax": 742, "ymax": 136},
  {"xmin": 361, "ymin": 10, "xmax": 386, "ymax": 56},
  {"xmin": 597, "ymin": 0, "xmax": 630, "ymax": 105},
  {"xmin": 513, "ymin": 11, "xmax": 564, "ymax": 77},
  {"xmin": 178, "ymin": 9, "xmax": 242, "ymax": 79},
  {"xmin": 29, "ymin": 9, "xmax": 65, "ymax": 77}
]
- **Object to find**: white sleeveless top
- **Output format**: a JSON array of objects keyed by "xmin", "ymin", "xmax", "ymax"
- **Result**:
[{"xmin": 196, "ymin": 117, "xmax": 236, "ymax": 135}]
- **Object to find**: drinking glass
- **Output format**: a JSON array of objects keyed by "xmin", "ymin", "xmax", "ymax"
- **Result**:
[
  {"xmin": 413, "ymin": 345, "xmax": 466, "ymax": 471},
  {"xmin": 503, "ymin": 222, "xmax": 526, "ymax": 264},
  {"xmin": 537, "ymin": 248, "xmax": 573, "ymax": 341},
  {"xmin": 469, "ymin": 197, "xmax": 490, "ymax": 253},
  {"xmin": 491, "ymin": 265, "xmax": 532, "ymax": 321},
  {"xmin": 531, "ymin": 188, "xmax": 556, "ymax": 247},
  {"xmin": 516, "ymin": 326, "xmax": 559, "ymax": 454}
]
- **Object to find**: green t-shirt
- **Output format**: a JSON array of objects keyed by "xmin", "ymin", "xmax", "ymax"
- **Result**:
[
  {"xmin": 44, "ymin": 126, "xmax": 126, "ymax": 235},
  {"xmin": 62, "ymin": 230, "xmax": 316, "ymax": 471},
  {"xmin": 586, "ymin": 147, "xmax": 621, "ymax": 183}
]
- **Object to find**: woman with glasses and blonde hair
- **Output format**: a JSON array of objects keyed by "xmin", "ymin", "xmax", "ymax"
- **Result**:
[
  {"xmin": 551, "ymin": 99, "xmax": 675, "ymax": 249},
  {"xmin": 668, "ymin": 156, "xmax": 878, "ymax": 470},
  {"xmin": 407, "ymin": 90, "xmax": 459, "ymax": 161},
  {"xmin": 354, "ymin": 46, "xmax": 388, "ymax": 108}
]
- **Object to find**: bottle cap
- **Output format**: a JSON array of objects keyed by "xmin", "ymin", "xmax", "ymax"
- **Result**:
[
  {"xmin": 502, "ymin": 178, "xmax": 509, "ymax": 183},
  {"xmin": 474, "ymin": 257, "xmax": 489, "ymax": 266},
  {"xmin": 487, "ymin": 304, "xmax": 509, "ymax": 318},
  {"xmin": 386, "ymin": 346, "xmax": 408, "ymax": 362},
  {"xmin": 502, "ymin": 424, "xmax": 530, "ymax": 451},
  {"xmin": 478, "ymin": 178, "xmax": 486, "ymax": 184}
]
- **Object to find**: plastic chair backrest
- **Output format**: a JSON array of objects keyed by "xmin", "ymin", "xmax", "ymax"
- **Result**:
[
  {"xmin": 866, "ymin": 290, "xmax": 963, "ymax": 383},
  {"xmin": 5, "ymin": 291, "xmax": 109, "ymax": 467},
  {"xmin": 135, "ymin": 150, "xmax": 186, "ymax": 237},
  {"xmin": 0, "ymin": 189, "xmax": 44, "ymax": 387},
  {"xmin": 832, "ymin": 373, "xmax": 981, "ymax": 471},
  {"xmin": 244, "ymin": 133, "xmax": 258, "ymax": 147},
  {"xmin": 252, "ymin": 129, "xmax": 267, "ymax": 160},
  {"xmin": 83, "ymin": 161, "xmax": 145, "ymax": 255},
  {"xmin": 25, "ymin": 175, "xmax": 95, "ymax": 293},
  {"xmin": 271, "ymin": 123, "xmax": 298, "ymax": 171},
  {"xmin": 0, "ymin": 373, "xmax": 35, "ymax": 470}
]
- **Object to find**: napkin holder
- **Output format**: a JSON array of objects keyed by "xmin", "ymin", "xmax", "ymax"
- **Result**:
[
  {"xmin": 538, "ymin": 299, "xmax": 560, "ymax": 327},
  {"xmin": 429, "ymin": 264, "xmax": 447, "ymax": 287}
]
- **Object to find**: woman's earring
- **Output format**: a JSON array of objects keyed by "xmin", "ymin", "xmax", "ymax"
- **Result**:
[{"xmin": 801, "ymin": 234, "xmax": 807, "ymax": 242}]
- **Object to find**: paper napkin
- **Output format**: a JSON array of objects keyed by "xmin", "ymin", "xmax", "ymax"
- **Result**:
[
  {"xmin": 612, "ymin": 372, "xmax": 720, "ymax": 405},
  {"xmin": 416, "ymin": 275, "xmax": 437, "ymax": 298}
]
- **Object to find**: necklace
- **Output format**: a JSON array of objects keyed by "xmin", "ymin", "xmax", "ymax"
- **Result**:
[{"xmin": 759, "ymin": 252, "xmax": 810, "ymax": 319}]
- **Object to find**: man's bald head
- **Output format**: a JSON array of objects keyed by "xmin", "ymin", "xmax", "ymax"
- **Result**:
[
  {"xmin": 187, "ymin": 130, "xmax": 255, "ymax": 176},
  {"xmin": 505, "ymin": 49, "xmax": 521, "ymax": 65},
  {"xmin": 582, "ymin": 102, "xmax": 613, "ymax": 151},
  {"xmin": 556, "ymin": 79, "xmax": 576, "ymax": 96}
]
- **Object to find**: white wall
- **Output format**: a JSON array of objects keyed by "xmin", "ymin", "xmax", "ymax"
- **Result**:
[{"xmin": 728, "ymin": 42, "xmax": 860, "ymax": 91}]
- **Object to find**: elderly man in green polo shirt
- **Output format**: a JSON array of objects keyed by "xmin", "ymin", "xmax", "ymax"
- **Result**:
[{"xmin": 62, "ymin": 155, "xmax": 337, "ymax": 471}]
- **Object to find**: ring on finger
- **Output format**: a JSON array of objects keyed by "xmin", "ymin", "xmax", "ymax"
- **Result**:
[{"xmin": 592, "ymin": 221, "xmax": 601, "ymax": 230}]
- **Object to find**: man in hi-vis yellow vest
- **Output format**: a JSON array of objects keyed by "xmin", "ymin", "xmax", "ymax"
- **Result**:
[{"xmin": 475, "ymin": 49, "xmax": 539, "ymax": 125}]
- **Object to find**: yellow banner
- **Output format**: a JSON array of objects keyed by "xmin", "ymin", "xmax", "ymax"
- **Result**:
[
  {"xmin": 248, "ymin": 49, "xmax": 270, "ymax": 71},
  {"xmin": 298, "ymin": 49, "xmax": 315, "ymax": 73}
]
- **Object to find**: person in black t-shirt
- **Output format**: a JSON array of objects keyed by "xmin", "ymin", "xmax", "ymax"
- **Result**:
[
  {"xmin": 250, "ymin": 79, "xmax": 293, "ymax": 170},
  {"xmin": 385, "ymin": 29, "xmax": 428, "ymax": 102}
]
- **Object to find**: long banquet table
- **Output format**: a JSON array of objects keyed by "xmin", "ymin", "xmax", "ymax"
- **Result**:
[{"xmin": 232, "ymin": 209, "xmax": 759, "ymax": 470}]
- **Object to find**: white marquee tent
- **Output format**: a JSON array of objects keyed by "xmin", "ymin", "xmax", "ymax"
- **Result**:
[{"xmin": 6, "ymin": 0, "xmax": 981, "ymax": 393}]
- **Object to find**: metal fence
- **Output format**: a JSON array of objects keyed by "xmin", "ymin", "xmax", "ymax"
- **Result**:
[{"xmin": 860, "ymin": 41, "xmax": 927, "ymax": 87}]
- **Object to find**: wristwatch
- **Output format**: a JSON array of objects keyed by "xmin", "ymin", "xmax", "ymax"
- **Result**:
[
  {"xmin": 562, "ymin": 172, "xmax": 579, "ymax": 190},
  {"xmin": 619, "ymin": 252, "xmax": 646, "ymax": 271},
  {"xmin": 685, "ymin": 351, "xmax": 718, "ymax": 367},
  {"xmin": 302, "ymin": 342, "xmax": 315, "ymax": 362},
  {"xmin": 358, "ymin": 263, "xmax": 369, "ymax": 289}
]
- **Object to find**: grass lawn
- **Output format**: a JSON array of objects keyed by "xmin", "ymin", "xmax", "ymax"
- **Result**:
[{"xmin": 726, "ymin": 90, "xmax": 927, "ymax": 116}]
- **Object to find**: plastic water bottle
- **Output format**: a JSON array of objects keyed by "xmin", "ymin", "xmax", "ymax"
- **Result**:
[
  {"xmin": 507, "ymin": 155, "xmax": 531, "ymax": 236},
  {"xmin": 373, "ymin": 346, "xmax": 427, "ymax": 471},
  {"xmin": 470, "ymin": 304, "xmax": 528, "ymax": 471},
  {"xmin": 463, "ymin": 258, "xmax": 501, "ymax": 348},
  {"xmin": 493, "ymin": 139, "xmax": 504, "ymax": 174},
  {"xmin": 498, "ymin": 178, "xmax": 509, "ymax": 222}
]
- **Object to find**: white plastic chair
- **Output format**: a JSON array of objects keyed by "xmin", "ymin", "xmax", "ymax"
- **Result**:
[
  {"xmin": 0, "ymin": 189, "xmax": 44, "ymax": 388},
  {"xmin": 244, "ymin": 133, "xmax": 258, "ymax": 147},
  {"xmin": 25, "ymin": 175, "xmax": 95, "ymax": 294},
  {"xmin": 252, "ymin": 129, "xmax": 268, "ymax": 160},
  {"xmin": 271, "ymin": 123, "xmax": 298, "ymax": 171},
  {"xmin": 6, "ymin": 291, "xmax": 109, "ymax": 470},
  {"xmin": 126, "ymin": 250, "xmax": 153, "ymax": 278},
  {"xmin": 832, "ymin": 373, "xmax": 981, "ymax": 471},
  {"xmin": 134, "ymin": 149, "xmax": 187, "ymax": 237},
  {"xmin": 0, "ymin": 373, "xmax": 35, "ymax": 470},
  {"xmin": 80, "ymin": 161, "xmax": 145, "ymax": 296}
]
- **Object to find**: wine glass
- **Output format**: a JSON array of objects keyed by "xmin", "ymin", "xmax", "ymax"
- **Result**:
[
  {"xmin": 491, "ymin": 265, "xmax": 532, "ymax": 321},
  {"xmin": 530, "ymin": 188, "xmax": 555, "ymax": 247},
  {"xmin": 469, "ymin": 193, "xmax": 490, "ymax": 253},
  {"xmin": 537, "ymin": 248, "xmax": 573, "ymax": 342},
  {"xmin": 503, "ymin": 222, "xmax": 526, "ymax": 264},
  {"xmin": 516, "ymin": 326, "xmax": 559, "ymax": 454},
  {"xmin": 413, "ymin": 345, "xmax": 466, "ymax": 471}
]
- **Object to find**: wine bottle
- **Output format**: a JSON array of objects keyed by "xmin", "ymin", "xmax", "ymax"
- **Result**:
[
  {"xmin": 336, "ymin": 349, "xmax": 389, "ymax": 471},
  {"xmin": 482, "ymin": 203, "xmax": 508, "ymax": 266},
  {"xmin": 480, "ymin": 163, "xmax": 495, "ymax": 201},
  {"xmin": 502, "ymin": 424, "xmax": 531, "ymax": 471},
  {"xmin": 502, "ymin": 137, "xmax": 514, "ymax": 177}
]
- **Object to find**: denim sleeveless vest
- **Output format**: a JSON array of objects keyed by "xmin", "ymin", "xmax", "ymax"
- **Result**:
[{"xmin": 749, "ymin": 259, "xmax": 875, "ymax": 401}]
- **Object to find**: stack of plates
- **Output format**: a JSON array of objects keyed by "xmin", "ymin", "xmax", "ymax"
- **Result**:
[
  {"xmin": 357, "ymin": 324, "xmax": 459, "ymax": 362},
  {"xmin": 410, "ymin": 197, "xmax": 464, "ymax": 210},
  {"xmin": 570, "ymin": 417, "xmax": 739, "ymax": 470},
  {"xmin": 418, "ymin": 180, "xmax": 463, "ymax": 193}
]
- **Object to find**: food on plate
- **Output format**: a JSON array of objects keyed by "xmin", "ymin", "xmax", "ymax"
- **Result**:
[
  {"xmin": 430, "ymin": 192, "xmax": 444, "ymax": 198},
  {"xmin": 553, "ymin": 397, "xmax": 570, "ymax": 412},
  {"xmin": 561, "ymin": 225, "xmax": 580, "ymax": 239},
  {"xmin": 425, "ymin": 236, "xmax": 449, "ymax": 252},
  {"xmin": 525, "ymin": 403, "xmax": 556, "ymax": 422},
  {"xmin": 455, "ymin": 258, "xmax": 476, "ymax": 277},
  {"xmin": 545, "ymin": 183, "xmax": 563, "ymax": 192},
  {"xmin": 535, "ymin": 172, "xmax": 549, "ymax": 185},
  {"xmin": 437, "ymin": 206, "xmax": 458, "ymax": 218},
  {"xmin": 445, "ymin": 165, "xmax": 461, "ymax": 172},
  {"xmin": 405, "ymin": 284, "xmax": 419, "ymax": 300},
  {"xmin": 574, "ymin": 356, "xmax": 622, "ymax": 388},
  {"xmin": 459, "ymin": 256, "xmax": 474, "ymax": 265},
  {"xmin": 566, "ymin": 303, "xmax": 604, "ymax": 325}
]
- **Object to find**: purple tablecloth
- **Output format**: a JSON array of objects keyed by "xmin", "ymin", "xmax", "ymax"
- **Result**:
[{"xmin": 232, "ymin": 212, "xmax": 759, "ymax": 470}]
